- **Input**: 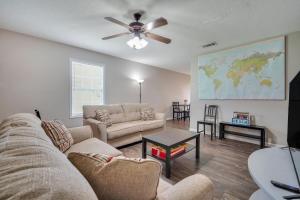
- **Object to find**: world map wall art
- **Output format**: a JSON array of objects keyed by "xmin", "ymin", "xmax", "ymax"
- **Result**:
[{"xmin": 198, "ymin": 37, "xmax": 285, "ymax": 100}]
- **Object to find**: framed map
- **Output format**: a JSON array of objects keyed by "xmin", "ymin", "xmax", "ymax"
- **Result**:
[{"xmin": 198, "ymin": 37, "xmax": 285, "ymax": 99}]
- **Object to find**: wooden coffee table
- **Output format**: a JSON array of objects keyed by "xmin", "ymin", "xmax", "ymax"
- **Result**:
[{"xmin": 142, "ymin": 128, "xmax": 200, "ymax": 178}]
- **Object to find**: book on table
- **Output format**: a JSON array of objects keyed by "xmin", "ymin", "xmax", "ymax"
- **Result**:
[{"xmin": 151, "ymin": 144, "xmax": 186, "ymax": 160}]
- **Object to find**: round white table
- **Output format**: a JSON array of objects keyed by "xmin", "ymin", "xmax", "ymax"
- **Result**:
[{"xmin": 248, "ymin": 147, "xmax": 299, "ymax": 200}]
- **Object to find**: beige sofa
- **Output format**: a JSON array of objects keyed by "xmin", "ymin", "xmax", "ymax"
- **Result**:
[
  {"xmin": 83, "ymin": 103, "xmax": 166, "ymax": 147},
  {"xmin": 0, "ymin": 113, "xmax": 213, "ymax": 200}
]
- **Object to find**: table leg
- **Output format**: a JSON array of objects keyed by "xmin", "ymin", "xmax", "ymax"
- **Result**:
[
  {"xmin": 261, "ymin": 129, "xmax": 265, "ymax": 149},
  {"xmin": 165, "ymin": 148, "xmax": 171, "ymax": 178},
  {"xmin": 196, "ymin": 135, "xmax": 200, "ymax": 159},
  {"xmin": 214, "ymin": 123, "xmax": 217, "ymax": 139},
  {"xmin": 142, "ymin": 138, "xmax": 147, "ymax": 158},
  {"xmin": 210, "ymin": 124, "xmax": 213, "ymax": 140},
  {"xmin": 197, "ymin": 122, "xmax": 199, "ymax": 133},
  {"xmin": 219, "ymin": 123, "xmax": 224, "ymax": 139}
]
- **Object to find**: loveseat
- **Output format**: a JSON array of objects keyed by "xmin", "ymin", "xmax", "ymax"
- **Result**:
[
  {"xmin": 0, "ymin": 113, "xmax": 214, "ymax": 200},
  {"xmin": 83, "ymin": 103, "xmax": 166, "ymax": 147}
]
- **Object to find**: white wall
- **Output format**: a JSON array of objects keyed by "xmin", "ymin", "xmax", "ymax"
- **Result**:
[
  {"xmin": 0, "ymin": 29, "xmax": 190, "ymax": 127},
  {"xmin": 190, "ymin": 32, "xmax": 300, "ymax": 145}
]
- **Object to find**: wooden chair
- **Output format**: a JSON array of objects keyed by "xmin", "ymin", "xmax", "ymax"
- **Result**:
[
  {"xmin": 172, "ymin": 102, "xmax": 183, "ymax": 120},
  {"xmin": 34, "ymin": 109, "xmax": 41, "ymax": 120},
  {"xmin": 197, "ymin": 104, "xmax": 218, "ymax": 140},
  {"xmin": 183, "ymin": 104, "xmax": 190, "ymax": 121}
]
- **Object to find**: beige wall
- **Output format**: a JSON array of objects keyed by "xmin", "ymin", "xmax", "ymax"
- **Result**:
[
  {"xmin": 0, "ymin": 29, "xmax": 190, "ymax": 127},
  {"xmin": 190, "ymin": 32, "xmax": 300, "ymax": 145}
]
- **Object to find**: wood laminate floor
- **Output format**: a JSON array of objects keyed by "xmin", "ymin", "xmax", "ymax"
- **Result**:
[{"xmin": 119, "ymin": 120, "xmax": 259, "ymax": 200}]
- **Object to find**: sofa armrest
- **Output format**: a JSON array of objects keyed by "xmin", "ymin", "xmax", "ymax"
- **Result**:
[
  {"xmin": 155, "ymin": 113, "xmax": 166, "ymax": 127},
  {"xmin": 155, "ymin": 113, "xmax": 166, "ymax": 124},
  {"xmin": 84, "ymin": 118, "xmax": 108, "ymax": 142},
  {"xmin": 155, "ymin": 112, "xmax": 165, "ymax": 120},
  {"xmin": 68, "ymin": 126, "xmax": 93, "ymax": 144},
  {"xmin": 157, "ymin": 174, "xmax": 214, "ymax": 200}
]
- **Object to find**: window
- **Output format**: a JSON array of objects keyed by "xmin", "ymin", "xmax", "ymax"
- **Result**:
[{"xmin": 70, "ymin": 60, "xmax": 104, "ymax": 118}]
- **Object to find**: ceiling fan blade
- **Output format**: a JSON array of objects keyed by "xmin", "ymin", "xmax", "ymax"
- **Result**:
[
  {"xmin": 102, "ymin": 32, "xmax": 131, "ymax": 40},
  {"xmin": 104, "ymin": 17, "xmax": 131, "ymax": 30},
  {"xmin": 142, "ymin": 17, "xmax": 168, "ymax": 32},
  {"xmin": 144, "ymin": 32, "xmax": 171, "ymax": 44}
]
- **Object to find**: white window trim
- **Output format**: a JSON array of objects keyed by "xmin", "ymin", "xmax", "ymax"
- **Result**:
[{"xmin": 69, "ymin": 58, "xmax": 105, "ymax": 119}]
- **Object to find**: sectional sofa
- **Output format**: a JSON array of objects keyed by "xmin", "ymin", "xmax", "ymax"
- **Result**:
[{"xmin": 0, "ymin": 113, "xmax": 214, "ymax": 200}]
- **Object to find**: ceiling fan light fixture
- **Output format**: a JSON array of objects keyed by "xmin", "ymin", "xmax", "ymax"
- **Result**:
[
  {"xmin": 103, "ymin": 13, "xmax": 170, "ymax": 47},
  {"xmin": 127, "ymin": 36, "xmax": 148, "ymax": 49}
]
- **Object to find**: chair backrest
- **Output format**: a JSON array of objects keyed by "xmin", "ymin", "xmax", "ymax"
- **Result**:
[
  {"xmin": 34, "ymin": 109, "xmax": 41, "ymax": 120},
  {"xmin": 172, "ymin": 102, "xmax": 180, "ymax": 111},
  {"xmin": 186, "ymin": 104, "xmax": 190, "ymax": 111},
  {"xmin": 204, "ymin": 104, "xmax": 218, "ymax": 122},
  {"xmin": 172, "ymin": 102, "xmax": 179, "ymax": 106}
]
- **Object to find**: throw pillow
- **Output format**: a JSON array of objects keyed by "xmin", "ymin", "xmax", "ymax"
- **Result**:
[
  {"xmin": 68, "ymin": 153, "xmax": 161, "ymax": 200},
  {"xmin": 141, "ymin": 107, "xmax": 155, "ymax": 121},
  {"xmin": 41, "ymin": 120, "xmax": 74, "ymax": 152},
  {"xmin": 68, "ymin": 152, "xmax": 113, "ymax": 180},
  {"xmin": 95, "ymin": 109, "xmax": 112, "ymax": 127}
]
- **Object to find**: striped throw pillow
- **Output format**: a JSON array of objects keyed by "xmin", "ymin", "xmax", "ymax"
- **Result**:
[
  {"xmin": 95, "ymin": 109, "xmax": 112, "ymax": 127},
  {"xmin": 68, "ymin": 152, "xmax": 113, "ymax": 180},
  {"xmin": 68, "ymin": 153, "xmax": 160, "ymax": 200},
  {"xmin": 68, "ymin": 152, "xmax": 113, "ymax": 164},
  {"xmin": 41, "ymin": 120, "xmax": 74, "ymax": 152}
]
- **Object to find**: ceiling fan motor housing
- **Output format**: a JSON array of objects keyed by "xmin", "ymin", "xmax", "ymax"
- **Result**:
[
  {"xmin": 129, "ymin": 21, "xmax": 144, "ymax": 33},
  {"xmin": 129, "ymin": 13, "xmax": 144, "ymax": 33}
]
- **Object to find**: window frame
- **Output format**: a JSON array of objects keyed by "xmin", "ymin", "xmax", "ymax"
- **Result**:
[{"xmin": 69, "ymin": 58, "xmax": 105, "ymax": 118}]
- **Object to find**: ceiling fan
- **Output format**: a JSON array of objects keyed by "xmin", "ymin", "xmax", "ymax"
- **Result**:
[{"xmin": 102, "ymin": 12, "xmax": 171, "ymax": 49}]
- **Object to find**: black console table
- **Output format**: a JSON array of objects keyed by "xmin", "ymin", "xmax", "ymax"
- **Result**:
[{"xmin": 219, "ymin": 122, "xmax": 266, "ymax": 148}]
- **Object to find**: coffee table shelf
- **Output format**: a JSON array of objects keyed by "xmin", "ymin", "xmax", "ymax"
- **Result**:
[
  {"xmin": 146, "ymin": 143, "xmax": 195, "ymax": 161},
  {"xmin": 142, "ymin": 129, "xmax": 200, "ymax": 178}
]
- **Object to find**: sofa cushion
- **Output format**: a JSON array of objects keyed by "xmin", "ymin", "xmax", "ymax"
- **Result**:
[
  {"xmin": 0, "ymin": 113, "xmax": 98, "ymax": 200},
  {"xmin": 83, "ymin": 104, "xmax": 125, "ymax": 124},
  {"xmin": 157, "ymin": 179, "xmax": 172, "ymax": 196},
  {"xmin": 41, "ymin": 120, "xmax": 74, "ymax": 152},
  {"xmin": 140, "ymin": 120, "xmax": 165, "ymax": 131},
  {"xmin": 65, "ymin": 138, "xmax": 123, "ymax": 157},
  {"xmin": 107, "ymin": 120, "xmax": 165, "ymax": 140},
  {"xmin": 107, "ymin": 121, "xmax": 142, "ymax": 140},
  {"xmin": 125, "ymin": 111, "xmax": 141, "ymax": 121},
  {"xmin": 122, "ymin": 103, "xmax": 149, "ymax": 121},
  {"xmin": 0, "ymin": 113, "xmax": 52, "ymax": 144},
  {"xmin": 69, "ymin": 153, "xmax": 162, "ymax": 200},
  {"xmin": 156, "ymin": 174, "xmax": 214, "ymax": 200},
  {"xmin": 104, "ymin": 105, "xmax": 125, "ymax": 124},
  {"xmin": 95, "ymin": 109, "xmax": 112, "ymax": 127}
]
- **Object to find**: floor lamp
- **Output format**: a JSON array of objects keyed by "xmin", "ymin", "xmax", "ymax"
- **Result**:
[{"xmin": 136, "ymin": 79, "xmax": 144, "ymax": 103}]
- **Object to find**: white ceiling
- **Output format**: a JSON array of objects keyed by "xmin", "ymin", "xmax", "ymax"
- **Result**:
[{"xmin": 0, "ymin": 0, "xmax": 300, "ymax": 74}]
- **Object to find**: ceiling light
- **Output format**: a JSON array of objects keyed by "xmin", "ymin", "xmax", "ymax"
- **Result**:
[{"xmin": 127, "ymin": 36, "xmax": 148, "ymax": 49}]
